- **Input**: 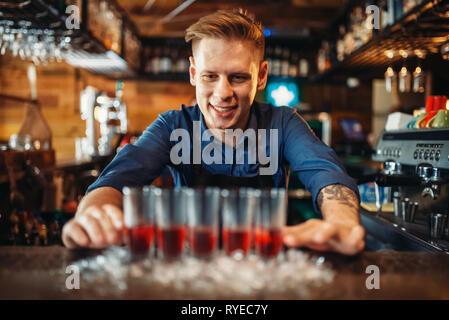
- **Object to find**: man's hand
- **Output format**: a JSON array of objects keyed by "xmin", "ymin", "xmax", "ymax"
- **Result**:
[
  {"xmin": 282, "ymin": 184, "xmax": 365, "ymax": 255},
  {"xmin": 62, "ymin": 187, "xmax": 124, "ymax": 249},
  {"xmin": 62, "ymin": 204, "xmax": 124, "ymax": 249},
  {"xmin": 282, "ymin": 219, "xmax": 365, "ymax": 255}
]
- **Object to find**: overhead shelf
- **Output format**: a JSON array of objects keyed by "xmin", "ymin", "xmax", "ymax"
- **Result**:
[
  {"xmin": 310, "ymin": 0, "xmax": 449, "ymax": 83},
  {"xmin": 0, "ymin": 0, "xmax": 141, "ymax": 76}
]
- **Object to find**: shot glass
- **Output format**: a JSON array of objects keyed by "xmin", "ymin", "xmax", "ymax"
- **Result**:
[
  {"xmin": 123, "ymin": 186, "xmax": 155, "ymax": 258},
  {"xmin": 185, "ymin": 187, "xmax": 220, "ymax": 258},
  {"xmin": 221, "ymin": 188, "xmax": 257, "ymax": 256},
  {"xmin": 254, "ymin": 188, "xmax": 287, "ymax": 259},
  {"xmin": 154, "ymin": 188, "xmax": 187, "ymax": 259}
]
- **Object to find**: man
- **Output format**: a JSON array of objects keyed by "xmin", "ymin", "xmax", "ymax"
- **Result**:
[{"xmin": 62, "ymin": 9, "xmax": 365, "ymax": 255}]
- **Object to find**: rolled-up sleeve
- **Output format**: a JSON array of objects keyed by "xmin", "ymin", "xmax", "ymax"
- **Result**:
[
  {"xmin": 282, "ymin": 109, "xmax": 359, "ymax": 214},
  {"xmin": 86, "ymin": 114, "xmax": 172, "ymax": 194}
]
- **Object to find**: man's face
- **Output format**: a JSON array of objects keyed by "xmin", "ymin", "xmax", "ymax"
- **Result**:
[{"xmin": 189, "ymin": 38, "xmax": 267, "ymax": 130}]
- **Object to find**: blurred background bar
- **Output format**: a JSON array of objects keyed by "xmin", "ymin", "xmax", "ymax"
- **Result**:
[{"xmin": 0, "ymin": 0, "xmax": 448, "ymax": 254}]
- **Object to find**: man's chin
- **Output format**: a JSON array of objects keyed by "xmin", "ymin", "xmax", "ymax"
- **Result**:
[
  {"xmin": 207, "ymin": 115, "xmax": 238, "ymax": 130},
  {"xmin": 211, "ymin": 122, "xmax": 235, "ymax": 130}
]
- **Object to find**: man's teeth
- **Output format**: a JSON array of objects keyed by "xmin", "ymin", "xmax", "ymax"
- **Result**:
[{"xmin": 212, "ymin": 105, "xmax": 236, "ymax": 112}]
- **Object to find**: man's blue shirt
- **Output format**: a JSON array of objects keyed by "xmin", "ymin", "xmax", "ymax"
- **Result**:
[{"xmin": 87, "ymin": 102, "xmax": 358, "ymax": 213}]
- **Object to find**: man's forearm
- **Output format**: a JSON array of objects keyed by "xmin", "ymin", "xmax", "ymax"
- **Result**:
[
  {"xmin": 316, "ymin": 184, "xmax": 360, "ymax": 225},
  {"xmin": 76, "ymin": 187, "xmax": 123, "ymax": 217}
]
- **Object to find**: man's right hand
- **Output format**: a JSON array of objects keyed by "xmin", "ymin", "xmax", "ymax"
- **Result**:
[
  {"xmin": 62, "ymin": 204, "xmax": 124, "ymax": 249},
  {"xmin": 62, "ymin": 187, "xmax": 125, "ymax": 249}
]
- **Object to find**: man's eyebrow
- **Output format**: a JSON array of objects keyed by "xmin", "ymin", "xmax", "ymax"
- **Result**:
[
  {"xmin": 200, "ymin": 70, "xmax": 251, "ymax": 76},
  {"xmin": 230, "ymin": 73, "xmax": 251, "ymax": 77}
]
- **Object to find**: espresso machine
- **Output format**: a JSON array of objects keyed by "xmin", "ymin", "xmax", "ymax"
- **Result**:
[
  {"xmin": 78, "ymin": 83, "xmax": 128, "ymax": 159},
  {"xmin": 372, "ymin": 128, "xmax": 449, "ymax": 252}
]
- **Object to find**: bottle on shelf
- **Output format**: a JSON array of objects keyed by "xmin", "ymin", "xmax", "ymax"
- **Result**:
[
  {"xmin": 299, "ymin": 58, "xmax": 309, "ymax": 77},
  {"xmin": 159, "ymin": 46, "xmax": 172, "ymax": 73},
  {"xmin": 265, "ymin": 46, "xmax": 273, "ymax": 75},
  {"xmin": 288, "ymin": 51, "xmax": 299, "ymax": 78},
  {"xmin": 379, "ymin": 0, "xmax": 390, "ymax": 29},
  {"xmin": 336, "ymin": 25, "xmax": 346, "ymax": 62},
  {"xmin": 393, "ymin": 0, "xmax": 404, "ymax": 22},
  {"xmin": 317, "ymin": 45, "xmax": 326, "ymax": 73},
  {"xmin": 272, "ymin": 46, "xmax": 282, "ymax": 76},
  {"xmin": 151, "ymin": 46, "xmax": 161, "ymax": 74},
  {"xmin": 403, "ymin": 0, "xmax": 417, "ymax": 14},
  {"xmin": 362, "ymin": 1, "xmax": 374, "ymax": 43},
  {"xmin": 280, "ymin": 47, "xmax": 290, "ymax": 77},
  {"xmin": 176, "ymin": 48, "xmax": 189, "ymax": 73}
]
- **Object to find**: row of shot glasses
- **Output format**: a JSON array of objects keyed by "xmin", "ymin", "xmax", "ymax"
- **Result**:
[{"xmin": 122, "ymin": 186, "xmax": 287, "ymax": 260}]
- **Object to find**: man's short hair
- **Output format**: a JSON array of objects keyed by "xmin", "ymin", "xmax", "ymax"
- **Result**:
[{"xmin": 185, "ymin": 8, "xmax": 265, "ymax": 62}]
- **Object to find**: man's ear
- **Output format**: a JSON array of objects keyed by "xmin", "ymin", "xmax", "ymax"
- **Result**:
[
  {"xmin": 257, "ymin": 61, "xmax": 268, "ymax": 91},
  {"xmin": 189, "ymin": 56, "xmax": 196, "ymax": 86}
]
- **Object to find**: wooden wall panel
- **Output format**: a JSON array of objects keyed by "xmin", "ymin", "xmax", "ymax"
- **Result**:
[{"xmin": 0, "ymin": 56, "xmax": 194, "ymax": 161}]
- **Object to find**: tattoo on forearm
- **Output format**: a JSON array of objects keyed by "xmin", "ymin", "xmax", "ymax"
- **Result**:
[{"xmin": 317, "ymin": 185, "xmax": 359, "ymax": 209}]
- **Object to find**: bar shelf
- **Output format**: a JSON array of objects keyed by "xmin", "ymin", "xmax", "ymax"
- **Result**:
[{"xmin": 310, "ymin": 0, "xmax": 449, "ymax": 83}]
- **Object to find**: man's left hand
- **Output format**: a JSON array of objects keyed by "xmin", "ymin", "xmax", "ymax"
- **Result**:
[{"xmin": 282, "ymin": 219, "xmax": 365, "ymax": 256}]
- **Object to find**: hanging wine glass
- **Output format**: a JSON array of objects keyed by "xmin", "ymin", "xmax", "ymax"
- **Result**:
[
  {"xmin": 412, "ymin": 50, "xmax": 426, "ymax": 93},
  {"xmin": 384, "ymin": 49, "xmax": 396, "ymax": 93},
  {"xmin": 398, "ymin": 50, "xmax": 411, "ymax": 93}
]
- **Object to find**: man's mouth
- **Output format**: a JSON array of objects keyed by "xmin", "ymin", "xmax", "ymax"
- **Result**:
[{"xmin": 209, "ymin": 103, "xmax": 238, "ymax": 117}]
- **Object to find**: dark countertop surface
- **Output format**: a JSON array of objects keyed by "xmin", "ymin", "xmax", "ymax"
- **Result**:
[{"xmin": 1, "ymin": 246, "xmax": 448, "ymax": 299}]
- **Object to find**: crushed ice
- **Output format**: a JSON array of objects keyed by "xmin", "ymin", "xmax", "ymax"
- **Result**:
[{"xmin": 70, "ymin": 246, "xmax": 335, "ymax": 299}]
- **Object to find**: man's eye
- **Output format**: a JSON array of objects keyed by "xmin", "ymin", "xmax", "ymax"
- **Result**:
[
  {"xmin": 231, "ymin": 75, "xmax": 247, "ymax": 82},
  {"xmin": 202, "ymin": 75, "xmax": 216, "ymax": 80}
]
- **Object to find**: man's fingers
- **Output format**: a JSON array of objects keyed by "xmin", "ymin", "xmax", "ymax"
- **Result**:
[
  {"xmin": 102, "ymin": 204, "xmax": 124, "ymax": 230},
  {"xmin": 282, "ymin": 222, "xmax": 315, "ymax": 247},
  {"xmin": 346, "ymin": 225, "xmax": 366, "ymax": 252},
  {"xmin": 62, "ymin": 220, "xmax": 90, "ymax": 249},
  {"xmin": 328, "ymin": 225, "xmax": 365, "ymax": 255},
  {"xmin": 312, "ymin": 222, "xmax": 336, "ymax": 245},
  {"xmin": 91, "ymin": 207, "xmax": 119, "ymax": 245},
  {"xmin": 282, "ymin": 219, "xmax": 337, "ymax": 248},
  {"xmin": 282, "ymin": 220, "xmax": 365, "ymax": 255},
  {"xmin": 76, "ymin": 214, "xmax": 106, "ymax": 248}
]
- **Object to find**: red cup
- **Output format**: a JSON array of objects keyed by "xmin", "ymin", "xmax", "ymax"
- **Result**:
[
  {"xmin": 425, "ymin": 96, "xmax": 434, "ymax": 113},
  {"xmin": 421, "ymin": 96, "xmax": 440, "ymax": 128},
  {"xmin": 434, "ymin": 96, "xmax": 447, "ymax": 111}
]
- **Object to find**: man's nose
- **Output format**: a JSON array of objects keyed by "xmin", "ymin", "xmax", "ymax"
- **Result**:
[{"xmin": 214, "ymin": 77, "xmax": 234, "ymax": 101}]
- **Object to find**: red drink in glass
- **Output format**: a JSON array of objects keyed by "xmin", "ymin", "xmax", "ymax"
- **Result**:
[
  {"xmin": 157, "ymin": 225, "xmax": 186, "ymax": 257},
  {"xmin": 128, "ymin": 225, "xmax": 154, "ymax": 255},
  {"xmin": 255, "ymin": 228, "xmax": 283, "ymax": 258},
  {"xmin": 222, "ymin": 228, "xmax": 251, "ymax": 255},
  {"xmin": 190, "ymin": 227, "xmax": 217, "ymax": 257}
]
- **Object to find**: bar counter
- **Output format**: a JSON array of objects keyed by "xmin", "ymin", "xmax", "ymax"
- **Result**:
[{"xmin": 1, "ymin": 246, "xmax": 448, "ymax": 299}]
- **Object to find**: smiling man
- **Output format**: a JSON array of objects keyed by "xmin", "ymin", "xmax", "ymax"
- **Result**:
[{"xmin": 62, "ymin": 9, "xmax": 365, "ymax": 255}]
